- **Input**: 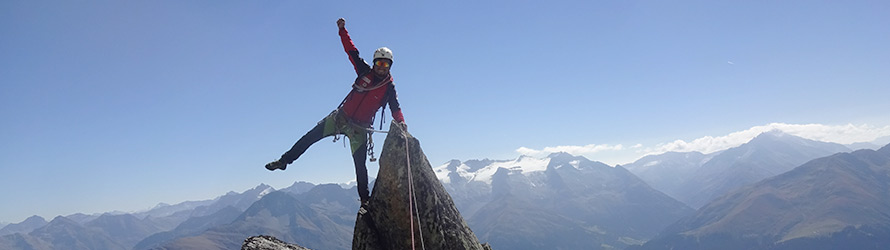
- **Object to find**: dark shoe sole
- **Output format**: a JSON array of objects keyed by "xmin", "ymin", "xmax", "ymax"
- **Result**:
[{"xmin": 265, "ymin": 162, "xmax": 286, "ymax": 171}]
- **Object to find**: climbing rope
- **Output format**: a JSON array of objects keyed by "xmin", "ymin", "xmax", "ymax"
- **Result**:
[
  {"xmin": 363, "ymin": 124, "xmax": 426, "ymax": 249},
  {"xmin": 406, "ymin": 130, "xmax": 415, "ymax": 249},
  {"xmin": 402, "ymin": 127, "xmax": 425, "ymax": 250}
]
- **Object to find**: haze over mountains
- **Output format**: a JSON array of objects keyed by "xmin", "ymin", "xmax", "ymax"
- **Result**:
[
  {"xmin": 632, "ymin": 143, "xmax": 890, "ymax": 250},
  {"xmin": 625, "ymin": 130, "xmax": 852, "ymax": 208},
  {"xmin": 3, "ymin": 131, "xmax": 890, "ymax": 249},
  {"xmin": 0, "ymin": 184, "xmax": 280, "ymax": 250},
  {"xmin": 0, "ymin": 215, "xmax": 47, "ymax": 237}
]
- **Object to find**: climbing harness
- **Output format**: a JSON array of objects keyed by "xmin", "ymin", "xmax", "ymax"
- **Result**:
[
  {"xmin": 367, "ymin": 132, "xmax": 377, "ymax": 162},
  {"xmin": 329, "ymin": 119, "xmax": 390, "ymax": 162},
  {"xmin": 364, "ymin": 121, "xmax": 386, "ymax": 163},
  {"xmin": 333, "ymin": 74, "xmax": 425, "ymax": 248},
  {"xmin": 325, "ymin": 108, "xmax": 390, "ymax": 162}
]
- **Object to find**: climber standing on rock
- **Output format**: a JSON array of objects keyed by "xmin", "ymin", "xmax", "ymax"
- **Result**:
[{"xmin": 265, "ymin": 18, "xmax": 406, "ymax": 207}]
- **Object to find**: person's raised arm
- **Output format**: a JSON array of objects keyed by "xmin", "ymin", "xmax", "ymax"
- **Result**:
[{"xmin": 337, "ymin": 18, "xmax": 368, "ymax": 75}]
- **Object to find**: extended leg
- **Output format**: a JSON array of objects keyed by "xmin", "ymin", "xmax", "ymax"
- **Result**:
[
  {"xmin": 281, "ymin": 122, "xmax": 326, "ymax": 164},
  {"xmin": 265, "ymin": 120, "xmax": 327, "ymax": 171}
]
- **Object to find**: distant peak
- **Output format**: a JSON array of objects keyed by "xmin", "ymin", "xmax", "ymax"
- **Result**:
[
  {"xmin": 49, "ymin": 215, "xmax": 77, "ymax": 224},
  {"xmin": 879, "ymin": 143, "xmax": 890, "ymax": 154},
  {"xmin": 339, "ymin": 180, "xmax": 358, "ymax": 189},
  {"xmin": 25, "ymin": 215, "xmax": 46, "ymax": 221},
  {"xmin": 547, "ymin": 152, "xmax": 593, "ymax": 165},
  {"xmin": 245, "ymin": 184, "xmax": 275, "ymax": 197},
  {"xmin": 756, "ymin": 129, "xmax": 788, "ymax": 138},
  {"xmin": 765, "ymin": 129, "xmax": 785, "ymax": 135},
  {"xmin": 446, "ymin": 159, "xmax": 462, "ymax": 170},
  {"xmin": 547, "ymin": 152, "xmax": 575, "ymax": 158},
  {"xmin": 152, "ymin": 202, "xmax": 171, "ymax": 209},
  {"xmin": 749, "ymin": 130, "xmax": 801, "ymax": 144}
]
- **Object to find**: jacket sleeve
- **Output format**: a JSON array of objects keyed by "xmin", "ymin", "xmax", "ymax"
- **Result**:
[
  {"xmin": 387, "ymin": 84, "xmax": 405, "ymax": 123},
  {"xmin": 339, "ymin": 27, "xmax": 371, "ymax": 76}
]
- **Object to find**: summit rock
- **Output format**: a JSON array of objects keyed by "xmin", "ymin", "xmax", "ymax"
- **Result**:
[{"xmin": 353, "ymin": 123, "xmax": 491, "ymax": 250}]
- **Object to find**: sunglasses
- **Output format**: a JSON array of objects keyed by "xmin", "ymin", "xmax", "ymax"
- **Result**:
[{"xmin": 374, "ymin": 60, "xmax": 391, "ymax": 68}]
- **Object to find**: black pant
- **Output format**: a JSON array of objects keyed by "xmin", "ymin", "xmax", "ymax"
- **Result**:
[{"xmin": 280, "ymin": 112, "xmax": 370, "ymax": 202}]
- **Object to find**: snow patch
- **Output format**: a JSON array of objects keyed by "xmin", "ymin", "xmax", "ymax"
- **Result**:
[
  {"xmin": 457, "ymin": 163, "xmax": 474, "ymax": 180},
  {"xmin": 433, "ymin": 164, "xmax": 452, "ymax": 183},
  {"xmin": 437, "ymin": 156, "xmax": 551, "ymax": 185},
  {"xmin": 569, "ymin": 160, "xmax": 581, "ymax": 169},
  {"xmin": 258, "ymin": 187, "xmax": 274, "ymax": 199},
  {"xmin": 340, "ymin": 180, "xmax": 357, "ymax": 189},
  {"xmin": 555, "ymin": 160, "xmax": 582, "ymax": 170}
]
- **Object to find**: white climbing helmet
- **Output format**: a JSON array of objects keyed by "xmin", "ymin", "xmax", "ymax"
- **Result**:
[{"xmin": 373, "ymin": 47, "xmax": 393, "ymax": 62}]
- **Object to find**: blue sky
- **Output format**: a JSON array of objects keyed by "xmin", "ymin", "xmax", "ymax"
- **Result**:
[{"xmin": 2, "ymin": 0, "xmax": 889, "ymax": 223}]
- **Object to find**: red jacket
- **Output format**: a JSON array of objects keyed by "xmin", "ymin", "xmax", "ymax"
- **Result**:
[{"xmin": 338, "ymin": 27, "xmax": 405, "ymax": 126}]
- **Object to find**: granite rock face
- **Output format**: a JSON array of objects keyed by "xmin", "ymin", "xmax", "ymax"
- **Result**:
[
  {"xmin": 353, "ymin": 123, "xmax": 490, "ymax": 250},
  {"xmin": 241, "ymin": 235, "xmax": 310, "ymax": 250}
]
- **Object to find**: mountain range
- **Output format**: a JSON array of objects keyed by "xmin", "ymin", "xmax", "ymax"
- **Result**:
[
  {"xmin": 0, "ymin": 215, "xmax": 48, "ymax": 236},
  {"xmin": 631, "ymin": 143, "xmax": 890, "ymax": 249},
  {"xmin": 625, "ymin": 130, "xmax": 851, "ymax": 208},
  {"xmin": 3, "ymin": 131, "xmax": 888, "ymax": 249},
  {"xmin": 160, "ymin": 184, "xmax": 357, "ymax": 250},
  {"xmin": 435, "ymin": 152, "xmax": 694, "ymax": 249},
  {"xmin": 0, "ymin": 183, "xmax": 285, "ymax": 250}
]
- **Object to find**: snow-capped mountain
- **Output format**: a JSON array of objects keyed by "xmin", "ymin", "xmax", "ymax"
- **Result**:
[
  {"xmin": 434, "ymin": 152, "xmax": 693, "ymax": 249},
  {"xmin": 435, "ymin": 156, "xmax": 551, "ymax": 185},
  {"xmin": 188, "ymin": 183, "xmax": 275, "ymax": 218}
]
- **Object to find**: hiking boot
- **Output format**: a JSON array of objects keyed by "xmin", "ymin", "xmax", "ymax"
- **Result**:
[{"xmin": 264, "ymin": 160, "xmax": 287, "ymax": 171}]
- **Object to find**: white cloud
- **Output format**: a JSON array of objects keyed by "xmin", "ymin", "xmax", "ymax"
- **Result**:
[
  {"xmin": 643, "ymin": 123, "xmax": 890, "ymax": 155},
  {"xmin": 514, "ymin": 123, "xmax": 890, "ymax": 165},
  {"xmin": 517, "ymin": 144, "xmax": 625, "ymax": 158},
  {"xmin": 768, "ymin": 123, "xmax": 890, "ymax": 144}
]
